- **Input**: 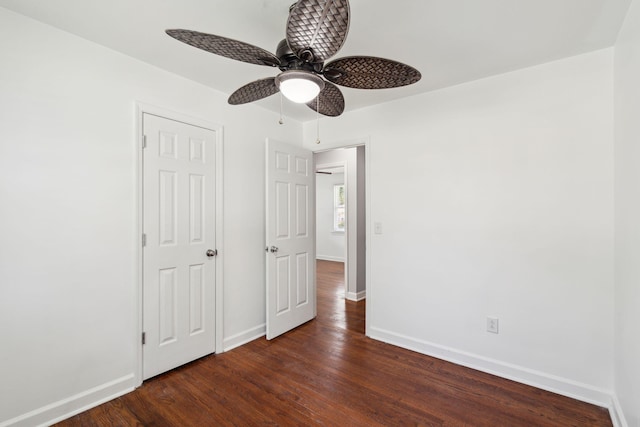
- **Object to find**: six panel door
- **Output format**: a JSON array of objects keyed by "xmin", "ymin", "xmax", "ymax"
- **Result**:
[
  {"xmin": 265, "ymin": 138, "xmax": 316, "ymax": 340},
  {"xmin": 142, "ymin": 113, "xmax": 217, "ymax": 379}
]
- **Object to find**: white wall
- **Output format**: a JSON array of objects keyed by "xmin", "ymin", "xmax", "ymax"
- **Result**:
[
  {"xmin": 614, "ymin": 0, "xmax": 640, "ymax": 424},
  {"xmin": 315, "ymin": 171, "xmax": 346, "ymax": 262},
  {"xmin": 0, "ymin": 8, "xmax": 301, "ymax": 426},
  {"xmin": 303, "ymin": 49, "xmax": 615, "ymax": 404}
]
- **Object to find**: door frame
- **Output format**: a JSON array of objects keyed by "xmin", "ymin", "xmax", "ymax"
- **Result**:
[
  {"xmin": 134, "ymin": 102, "xmax": 224, "ymax": 386},
  {"xmin": 312, "ymin": 137, "xmax": 371, "ymax": 336}
]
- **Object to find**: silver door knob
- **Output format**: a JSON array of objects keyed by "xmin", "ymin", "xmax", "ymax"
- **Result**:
[
  {"xmin": 206, "ymin": 249, "xmax": 218, "ymax": 257},
  {"xmin": 269, "ymin": 246, "xmax": 278, "ymax": 253}
]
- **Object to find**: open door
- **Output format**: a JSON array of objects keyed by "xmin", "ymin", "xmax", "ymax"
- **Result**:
[{"xmin": 265, "ymin": 139, "xmax": 316, "ymax": 339}]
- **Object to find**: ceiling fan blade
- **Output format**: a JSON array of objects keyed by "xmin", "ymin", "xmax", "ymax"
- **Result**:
[
  {"xmin": 166, "ymin": 29, "xmax": 281, "ymax": 67},
  {"xmin": 228, "ymin": 78, "xmax": 279, "ymax": 105},
  {"xmin": 324, "ymin": 56, "xmax": 421, "ymax": 89},
  {"xmin": 286, "ymin": 0, "xmax": 350, "ymax": 63},
  {"xmin": 306, "ymin": 81, "xmax": 345, "ymax": 117}
]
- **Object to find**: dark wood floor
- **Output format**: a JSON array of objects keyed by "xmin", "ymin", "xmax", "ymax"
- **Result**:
[{"xmin": 56, "ymin": 260, "xmax": 612, "ymax": 426}]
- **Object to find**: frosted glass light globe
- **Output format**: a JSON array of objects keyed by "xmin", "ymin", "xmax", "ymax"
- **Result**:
[{"xmin": 275, "ymin": 70, "xmax": 325, "ymax": 104}]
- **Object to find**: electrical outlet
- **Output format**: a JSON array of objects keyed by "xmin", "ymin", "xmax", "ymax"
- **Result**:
[{"xmin": 487, "ymin": 317, "xmax": 499, "ymax": 334}]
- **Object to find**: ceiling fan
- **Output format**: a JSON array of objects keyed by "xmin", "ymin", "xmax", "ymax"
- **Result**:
[{"xmin": 166, "ymin": 0, "xmax": 421, "ymax": 117}]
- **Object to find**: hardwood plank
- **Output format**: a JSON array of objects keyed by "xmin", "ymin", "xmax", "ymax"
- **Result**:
[{"xmin": 55, "ymin": 260, "xmax": 612, "ymax": 426}]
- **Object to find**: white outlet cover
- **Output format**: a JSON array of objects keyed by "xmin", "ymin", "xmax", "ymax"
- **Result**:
[{"xmin": 487, "ymin": 317, "xmax": 499, "ymax": 334}]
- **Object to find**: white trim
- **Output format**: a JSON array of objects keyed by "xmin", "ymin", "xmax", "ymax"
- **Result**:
[
  {"xmin": 223, "ymin": 324, "xmax": 266, "ymax": 352},
  {"xmin": 345, "ymin": 290, "xmax": 366, "ymax": 301},
  {"xmin": 609, "ymin": 395, "xmax": 628, "ymax": 427},
  {"xmin": 363, "ymin": 138, "xmax": 372, "ymax": 337},
  {"xmin": 134, "ymin": 101, "xmax": 225, "ymax": 386},
  {"xmin": 134, "ymin": 103, "xmax": 145, "ymax": 387},
  {"xmin": 0, "ymin": 375, "xmax": 135, "ymax": 427},
  {"xmin": 214, "ymin": 125, "xmax": 225, "ymax": 354},
  {"xmin": 316, "ymin": 255, "xmax": 345, "ymax": 262},
  {"xmin": 369, "ymin": 326, "xmax": 616, "ymax": 409}
]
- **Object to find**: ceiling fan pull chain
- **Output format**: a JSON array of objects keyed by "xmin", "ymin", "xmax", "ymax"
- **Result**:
[
  {"xmin": 315, "ymin": 96, "xmax": 321, "ymax": 144},
  {"xmin": 278, "ymin": 92, "xmax": 284, "ymax": 125}
]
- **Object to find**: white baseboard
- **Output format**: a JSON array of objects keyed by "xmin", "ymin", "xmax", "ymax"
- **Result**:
[
  {"xmin": 223, "ymin": 324, "xmax": 266, "ymax": 352},
  {"xmin": 316, "ymin": 255, "xmax": 345, "ymax": 263},
  {"xmin": 345, "ymin": 290, "xmax": 366, "ymax": 301},
  {"xmin": 609, "ymin": 395, "xmax": 629, "ymax": 427},
  {"xmin": 369, "ymin": 327, "xmax": 615, "ymax": 410},
  {"xmin": 0, "ymin": 374, "xmax": 135, "ymax": 427},
  {"xmin": 1, "ymin": 329, "xmax": 624, "ymax": 427}
]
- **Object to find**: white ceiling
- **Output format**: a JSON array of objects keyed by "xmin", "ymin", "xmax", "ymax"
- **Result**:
[{"xmin": 0, "ymin": 0, "xmax": 631, "ymax": 122}]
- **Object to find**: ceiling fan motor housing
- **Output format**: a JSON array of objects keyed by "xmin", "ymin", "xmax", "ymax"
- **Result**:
[{"xmin": 276, "ymin": 39, "xmax": 320, "ymax": 73}]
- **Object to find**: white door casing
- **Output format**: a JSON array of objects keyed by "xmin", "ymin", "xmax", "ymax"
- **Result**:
[
  {"xmin": 265, "ymin": 139, "xmax": 316, "ymax": 340},
  {"xmin": 142, "ymin": 113, "xmax": 217, "ymax": 379}
]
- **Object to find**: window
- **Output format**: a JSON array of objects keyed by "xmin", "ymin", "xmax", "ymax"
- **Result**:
[{"xmin": 333, "ymin": 184, "xmax": 345, "ymax": 232}]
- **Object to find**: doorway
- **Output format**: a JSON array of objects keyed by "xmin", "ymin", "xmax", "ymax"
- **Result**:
[
  {"xmin": 264, "ymin": 140, "xmax": 368, "ymax": 340},
  {"xmin": 314, "ymin": 146, "xmax": 366, "ymax": 303},
  {"xmin": 314, "ymin": 146, "xmax": 366, "ymax": 336}
]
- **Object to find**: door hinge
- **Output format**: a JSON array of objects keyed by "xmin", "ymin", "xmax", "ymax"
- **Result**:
[
  {"xmin": 142, "ymin": 233, "xmax": 147, "ymax": 247},
  {"xmin": 142, "ymin": 135, "xmax": 147, "ymax": 149},
  {"xmin": 142, "ymin": 332, "xmax": 146, "ymax": 345}
]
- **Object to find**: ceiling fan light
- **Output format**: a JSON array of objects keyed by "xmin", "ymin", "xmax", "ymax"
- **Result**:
[{"xmin": 275, "ymin": 70, "xmax": 325, "ymax": 103}]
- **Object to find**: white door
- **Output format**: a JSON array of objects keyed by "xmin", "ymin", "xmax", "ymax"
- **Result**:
[
  {"xmin": 143, "ymin": 113, "xmax": 217, "ymax": 379},
  {"xmin": 265, "ymin": 139, "xmax": 316, "ymax": 339}
]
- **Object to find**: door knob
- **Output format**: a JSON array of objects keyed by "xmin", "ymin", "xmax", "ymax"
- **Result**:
[
  {"xmin": 206, "ymin": 249, "xmax": 218, "ymax": 257},
  {"xmin": 269, "ymin": 246, "xmax": 279, "ymax": 253}
]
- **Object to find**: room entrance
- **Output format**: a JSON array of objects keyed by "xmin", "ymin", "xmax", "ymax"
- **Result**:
[
  {"xmin": 314, "ymin": 146, "xmax": 366, "ymax": 303},
  {"xmin": 264, "ymin": 140, "xmax": 368, "ymax": 340}
]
